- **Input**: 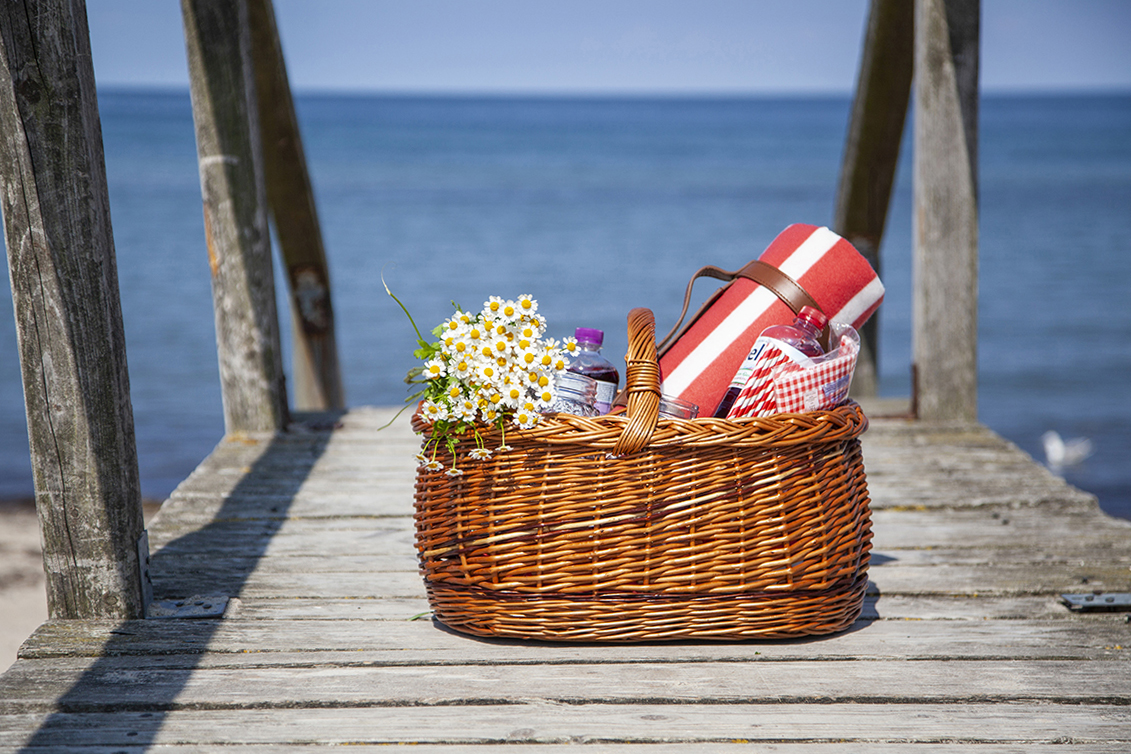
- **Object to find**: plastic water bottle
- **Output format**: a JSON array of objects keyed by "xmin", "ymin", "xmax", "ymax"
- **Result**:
[
  {"xmin": 568, "ymin": 328, "xmax": 620, "ymax": 414},
  {"xmin": 547, "ymin": 371, "xmax": 600, "ymax": 417},
  {"xmin": 712, "ymin": 306, "xmax": 828, "ymax": 418}
]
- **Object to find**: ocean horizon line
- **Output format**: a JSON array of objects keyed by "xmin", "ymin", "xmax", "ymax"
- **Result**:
[{"xmin": 94, "ymin": 84, "xmax": 1131, "ymax": 101}]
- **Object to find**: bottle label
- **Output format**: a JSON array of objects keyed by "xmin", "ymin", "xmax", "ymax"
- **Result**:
[
  {"xmin": 729, "ymin": 337, "xmax": 817, "ymax": 389},
  {"xmin": 594, "ymin": 380, "xmax": 616, "ymax": 414}
]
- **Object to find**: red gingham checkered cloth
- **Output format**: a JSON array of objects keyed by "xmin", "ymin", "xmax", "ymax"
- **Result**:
[{"xmin": 727, "ymin": 326, "xmax": 860, "ymax": 419}]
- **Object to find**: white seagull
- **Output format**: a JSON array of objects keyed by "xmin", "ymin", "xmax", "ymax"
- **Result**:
[{"xmin": 1041, "ymin": 430, "xmax": 1093, "ymax": 472}]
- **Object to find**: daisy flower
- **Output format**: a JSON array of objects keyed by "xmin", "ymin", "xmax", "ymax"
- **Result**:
[
  {"xmin": 512, "ymin": 409, "xmax": 539, "ymax": 430},
  {"xmin": 451, "ymin": 359, "xmax": 473, "ymax": 380},
  {"xmin": 422, "ymin": 357, "xmax": 447, "ymax": 380},
  {"xmin": 484, "ymin": 296, "xmax": 505, "ymax": 316},
  {"xmin": 420, "ymin": 400, "xmax": 449, "ymax": 422},
  {"xmin": 516, "ymin": 294, "xmax": 537, "ymax": 316},
  {"xmin": 489, "ymin": 335, "xmax": 511, "ymax": 356}
]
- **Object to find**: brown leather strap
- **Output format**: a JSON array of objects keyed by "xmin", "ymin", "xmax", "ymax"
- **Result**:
[
  {"xmin": 740, "ymin": 260, "xmax": 821, "ymax": 315},
  {"xmin": 657, "ymin": 260, "xmax": 830, "ymax": 353}
]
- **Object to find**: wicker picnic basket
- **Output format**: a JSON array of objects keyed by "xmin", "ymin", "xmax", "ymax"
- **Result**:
[{"xmin": 412, "ymin": 307, "xmax": 872, "ymax": 642}]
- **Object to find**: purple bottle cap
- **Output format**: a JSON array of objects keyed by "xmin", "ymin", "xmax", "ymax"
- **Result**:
[{"xmin": 574, "ymin": 327, "xmax": 604, "ymax": 346}]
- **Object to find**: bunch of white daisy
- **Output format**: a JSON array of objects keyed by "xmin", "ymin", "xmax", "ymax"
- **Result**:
[{"xmin": 390, "ymin": 286, "xmax": 577, "ymax": 474}]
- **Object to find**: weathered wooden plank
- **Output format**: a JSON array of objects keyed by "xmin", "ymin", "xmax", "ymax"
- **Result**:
[
  {"xmin": 246, "ymin": 0, "xmax": 344, "ymax": 411},
  {"xmin": 145, "ymin": 556, "xmax": 1131, "ymax": 601},
  {"xmin": 0, "ymin": 0, "xmax": 147, "ymax": 619},
  {"xmin": 3, "ymin": 656, "xmax": 1130, "ymax": 714},
  {"xmin": 223, "ymin": 593, "xmax": 1086, "ymax": 622},
  {"xmin": 862, "ymin": 422, "xmax": 1096, "ymax": 510},
  {"xmin": 871, "ymin": 506, "xmax": 1131, "ymax": 549},
  {"xmin": 15, "ymin": 617, "xmax": 1131, "ymax": 664},
  {"xmin": 5, "ymin": 745, "xmax": 1130, "ymax": 754},
  {"xmin": 912, "ymin": 0, "xmax": 980, "ymax": 421},
  {"xmin": 2, "ymin": 704, "xmax": 1129, "ymax": 747},
  {"xmin": 835, "ymin": 0, "xmax": 915, "ymax": 396},
  {"xmin": 181, "ymin": 0, "xmax": 288, "ymax": 434},
  {"xmin": 147, "ymin": 516, "xmax": 415, "ymax": 556}
]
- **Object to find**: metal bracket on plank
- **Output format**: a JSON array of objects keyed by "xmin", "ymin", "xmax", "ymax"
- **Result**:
[
  {"xmin": 137, "ymin": 530, "xmax": 154, "ymax": 611},
  {"xmin": 1061, "ymin": 592, "xmax": 1131, "ymax": 612},
  {"xmin": 147, "ymin": 594, "xmax": 230, "ymax": 619}
]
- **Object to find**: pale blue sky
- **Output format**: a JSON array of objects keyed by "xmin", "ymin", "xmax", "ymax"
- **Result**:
[{"xmin": 89, "ymin": 0, "xmax": 1131, "ymax": 94}]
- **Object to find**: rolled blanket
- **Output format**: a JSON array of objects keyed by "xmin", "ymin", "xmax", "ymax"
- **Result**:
[{"xmin": 659, "ymin": 224, "xmax": 883, "ymax": 415}]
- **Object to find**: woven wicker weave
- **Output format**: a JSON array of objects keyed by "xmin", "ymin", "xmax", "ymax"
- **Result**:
[{"xmin": 412, "ymin": 307, "xmax": 872, "ymax": 641}]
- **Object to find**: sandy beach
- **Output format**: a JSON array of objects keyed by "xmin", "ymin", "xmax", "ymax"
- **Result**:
[{"xmin": 0, "ymin": 498, "xmax": 46, "ymax": 674}]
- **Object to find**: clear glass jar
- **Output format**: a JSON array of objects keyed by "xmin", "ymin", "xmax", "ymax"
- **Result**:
[
  {"xmin": 659, "ymin": 395, "xmax": 699, "ymax": 420},
  {"xmin": 547, "ymin": 371, "xmax": 599, "ymax": 417}
]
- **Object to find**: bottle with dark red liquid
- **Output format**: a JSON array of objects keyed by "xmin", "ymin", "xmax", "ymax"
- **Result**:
[
  {"xmin": 568, "ymin": 327, "xmax": 620, "ymax": 414},
  {"xmin": 712, "ymin": 306, "xmax": 828, "ymax": 418}
]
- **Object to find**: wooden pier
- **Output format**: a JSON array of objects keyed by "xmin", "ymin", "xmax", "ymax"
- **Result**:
[
  {"xmin": 1, "ymin": 402, "xmax": 1130, "ymax": 749},
  {"xmin": 3, "ymin": 0, "xmax": 1130, "ymax": 748}
]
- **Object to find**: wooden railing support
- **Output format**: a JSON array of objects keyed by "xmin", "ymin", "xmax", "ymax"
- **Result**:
[
  {"xmin": 835, "ymin": 0, "xmax": 915, "ymax": 398},
  {"xmin": 0, "ymin": 0, "xmax": 148, "ymax": 619},
  {"xmin": 913, "ymin": 0, "xmax": 980, "ymax": 421},
  {"xmin": 247, "ymin": 0, "xmax": 345, "ymax": 411},
  {"xmin": 182, "ymin": 0, "xmax": 289, "ymax": 434}
]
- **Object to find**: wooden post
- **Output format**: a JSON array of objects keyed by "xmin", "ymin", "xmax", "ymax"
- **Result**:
[
  {"xmin": 0, "ymin": 0, "xmax": 148, "ymax": 619},
  {"xmin": 913, "ymin": 0, "xmax": 979, "ymax": 422},
  {"xmin": 247, "ymin": 0, "xmax": 345, "ymax": 411},
  {"xmin": 834, "ymin": 0, "xmax": 915, "ymax": 398},
  {"xmin": 182, "ymin": 0, "xmax": 289, "ymax": 434}
]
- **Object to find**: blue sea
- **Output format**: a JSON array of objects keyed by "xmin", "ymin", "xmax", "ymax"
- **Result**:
[{"xmin": 2, "ymin": 91, "xmax": 1129, "ymax": 519}]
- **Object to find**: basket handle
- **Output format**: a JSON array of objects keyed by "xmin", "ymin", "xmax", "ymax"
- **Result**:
[{"xmin": 613, "ymin": 307, "xmax": 662, "ymax": 456}]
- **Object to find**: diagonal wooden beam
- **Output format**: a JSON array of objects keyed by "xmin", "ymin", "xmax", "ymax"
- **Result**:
[
  {"xmin": 247, "ymin": 0, "xmax": 344, "ymax": 411},
  {"xmin": 835, "ymin": 0, "xmax": 915, "ymax": 398}
]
